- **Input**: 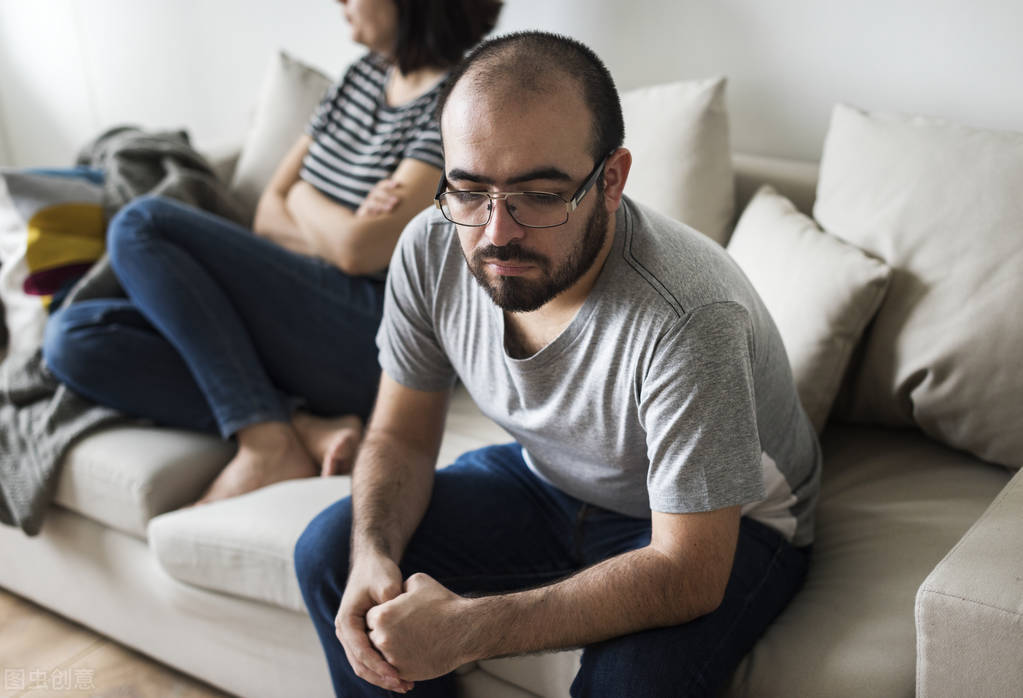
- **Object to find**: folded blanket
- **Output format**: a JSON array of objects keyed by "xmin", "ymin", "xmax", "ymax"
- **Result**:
[{"xmin": 0, "ymin": 126, "xmax": 246, "ymax": 535}]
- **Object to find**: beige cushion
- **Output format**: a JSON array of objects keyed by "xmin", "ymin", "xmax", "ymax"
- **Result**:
[
  {"xmin": 728, "ymin": 186, "xmax": 891, "ymax": 432},
  {"xmin": 148, "ymin": 477, "xmax": 351, "ymax": 612},
  {"xmin": 916, "ymin": 468, "xmax": 1023, "ymax": 697},
  {"xmin": 621, "ymin": 78, "xmax": 735, "ymax": 245},
  {"xmin": 814, "ymin": 104, "xmax": 1023, "ymax": 469},
  {"xmin": 53, "ymin": 425, "xmax": 235, "ymax": 539},
  {"xmin": 726, "ymin": 425, "xmax": 1010, "ymax": 698},
  {"xmin": 148, "ymin": 386, "xmax": 511, "ymax": 609},
  {"xmin": 228, "ymin": 51, "xmax": 333, "ymax": 223}
]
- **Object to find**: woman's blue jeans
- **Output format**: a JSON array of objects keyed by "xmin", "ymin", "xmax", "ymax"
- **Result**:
[
  {"xmin": 42, "ymin": 195, "xmax": 385, "ymax": 436},
  {"xmin": 295, "ymin": 443, "xmax": 811, "ymax": 698}
]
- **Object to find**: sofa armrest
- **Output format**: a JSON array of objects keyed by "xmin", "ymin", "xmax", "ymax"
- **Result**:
[{"xmin": 916, "ymin": 466, "xmax": 1023, "ymax": 697}]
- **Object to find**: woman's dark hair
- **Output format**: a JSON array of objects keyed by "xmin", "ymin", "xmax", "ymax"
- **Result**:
[
  {"xmin": 436, "ymin": 31, "xmax": 625, "ymax": 162},
  {"xmin": 393, "ymin": 0, "xmax": 503, "ymax": 74}
]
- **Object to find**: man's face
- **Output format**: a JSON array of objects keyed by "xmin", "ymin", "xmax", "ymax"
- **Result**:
[{"xmin": 440, "ymin": 84, "xmax": 611, "ymax": 313}]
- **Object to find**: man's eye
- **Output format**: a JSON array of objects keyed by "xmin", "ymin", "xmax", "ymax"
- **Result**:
[
  {"xmin": 451, "ymin": 192, "xmax": 486, "ymax": 205},
  {"xmin": 522, "ymin": 193, "xmax": 564, "ymax": 207}
]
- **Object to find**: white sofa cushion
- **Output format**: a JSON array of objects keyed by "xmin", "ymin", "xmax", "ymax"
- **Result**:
[
  {"xmin": 148, "ymin": 476, "xmax": 351, "ymax": 611},
  {"xmin": 53, "ymin": 425, "xmax": 235, "ymax": 539},
  {"xmin": 148, "ymin": 386, "xmax": 511, "ymax": 609},
  {"xmin": 727, "ymin": 186, "xmax": 891, "ymax": 432},
  {"xmin": 814, "ymin": 104, "xmax": 1023, "ymax": 469},
  {"xmin": 724, "ymin": 426, "xmax": 1010, "ymax": 698},
  {"xmin": 620, "ymin": 77, "xmax": 735, "ymax": 245},
  {"xmin": 228, "ymin": 51, "xmax": 333, "ymax": 223}
]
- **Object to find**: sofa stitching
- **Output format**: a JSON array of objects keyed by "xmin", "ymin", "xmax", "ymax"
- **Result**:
[{"xmin": 917, "ymin": 587, "xmax": 1023, "ymax": 619}]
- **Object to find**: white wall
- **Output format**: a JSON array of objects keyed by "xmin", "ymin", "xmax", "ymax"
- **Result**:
[{"xmin": 2, "ymin": 0, "xmax": 1022, "ymax": 167}]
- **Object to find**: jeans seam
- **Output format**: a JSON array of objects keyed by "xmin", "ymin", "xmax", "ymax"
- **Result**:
[
  {"xmin": 148, "ymin": 199, "xmax": 379, "ymax": 318},
  {"xmin": 683, "ymin": 535, "xmax": 787, "ymax": 696},
  {"xmin": 126, "ymin": 202, "xmax": 287, "ymax": 435}
]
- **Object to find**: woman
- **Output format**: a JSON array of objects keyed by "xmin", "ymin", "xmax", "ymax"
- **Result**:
[{"xmin": 42, "ymin": 0, "xmax": 502, "ymax": 503}]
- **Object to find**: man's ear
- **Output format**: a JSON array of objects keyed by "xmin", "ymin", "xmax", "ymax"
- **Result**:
[{"xmin": 601, "ymin": 147, "xmax": 632, "ymax": 212}]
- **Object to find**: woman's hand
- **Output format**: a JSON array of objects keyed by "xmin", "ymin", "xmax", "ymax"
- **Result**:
[{"xmin": 357, "ymin": 179, "xmax": 403, "ymax": 217}]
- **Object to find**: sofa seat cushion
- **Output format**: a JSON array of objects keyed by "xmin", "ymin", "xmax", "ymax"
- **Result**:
[
  {"xmin": 148, "ymin": 385, "xmax": 511, "ymax": 611},
  {"xmin": 725, "ymin": 425, "xmax": 1011, "ymax": 698},
  {"xmin": 53, "ymin": 425, "xmax": 235, "ymax": 539}
]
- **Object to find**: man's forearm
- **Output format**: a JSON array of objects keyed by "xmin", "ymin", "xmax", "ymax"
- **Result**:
[
  {"xmin": 460, "ymin": 544, "xmax": 727, "ymax": 663},
  {"xmin": 350, "ymin": 429, "xmax": 436, "ymax": 563}
]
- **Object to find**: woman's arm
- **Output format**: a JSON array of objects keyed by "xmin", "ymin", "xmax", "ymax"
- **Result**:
[
  {"xmin": 252, "ymin": 133, "xmax": 441, "ymax": 276},
  {"xmin": 284, "ymin": 157, "xmax": 441, "ymax": 276},
  {"xmin": 252, "ymin": 134, "xmax": 311, "ymax": 241}
]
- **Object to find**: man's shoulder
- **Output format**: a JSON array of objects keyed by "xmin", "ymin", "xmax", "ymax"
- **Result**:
[
  {"xmin": 618, "ymin": 197, "xmax": 753, "ymax": 318},
  {"xmin": 400, "ymin": 205, "xmax": 454, "ymax": 250},
  {"xmin": 391, "ymin": 206, "xmax": 459, "ymax": 283}
]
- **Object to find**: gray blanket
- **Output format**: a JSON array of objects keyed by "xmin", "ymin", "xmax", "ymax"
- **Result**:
[{"xmin": 0, "ymin": 126, "xmax": 246, "ymax": 535}]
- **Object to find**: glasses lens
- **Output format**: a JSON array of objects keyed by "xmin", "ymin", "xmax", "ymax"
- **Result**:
[
  {"xmin": 440, "ymin": 192, "xmax": 491, "ymax": 226},
  {"xmin": 508, "ymin": 193, "xmax": 568, "ymax": 227},
  {"xmin": 439, "ymin": 192, "xmax": 568, "ymax": 228}
]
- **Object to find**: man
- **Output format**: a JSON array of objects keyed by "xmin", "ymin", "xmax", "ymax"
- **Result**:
[{"xmin": 295, "ymin": 31, "xmax": 821, "ymax": 697}]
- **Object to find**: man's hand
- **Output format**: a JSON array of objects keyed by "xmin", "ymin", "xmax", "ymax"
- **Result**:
[
  {"xmin": 365, "ymin": 573, "xmax": 472, "ymax": 681},
  {"xmin": 356, "ymin": 179, "xmax": 403, "ymax": 217},
  {"xmin": 335, "ymin": 552, "xmax": 414, "ymax": 693}
]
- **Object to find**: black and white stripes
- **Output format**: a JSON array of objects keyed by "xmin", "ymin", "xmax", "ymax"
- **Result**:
[{"xmin": 300, "ymin": 53, "xmax": 445, "ymax": 210}]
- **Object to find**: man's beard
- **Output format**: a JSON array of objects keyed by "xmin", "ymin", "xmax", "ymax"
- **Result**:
[{"xmin": 465, "ymin": 201, "xmax": 609, "ymax": 313}]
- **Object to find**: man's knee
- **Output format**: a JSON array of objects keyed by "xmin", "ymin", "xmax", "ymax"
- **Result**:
[
  {"xmin": 294, "ymin": 500, "xmax": 354, "ymax": 612},
  {"xmin": 572, "ymin": 628, "xmax": 718, "ymax": 698}
]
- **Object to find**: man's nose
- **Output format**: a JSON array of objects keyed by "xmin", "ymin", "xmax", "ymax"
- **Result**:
[{"xmin": 484, "ymin": 197, "xmax": 525, "ymax": 247}]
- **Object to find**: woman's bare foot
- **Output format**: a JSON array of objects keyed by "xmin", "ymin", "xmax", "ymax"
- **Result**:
[
  {"xmin": 195, "ymin": 422, "xmax": 318, "ymax": 505},
  {"xmin": 292, "ymin": 412, "xmax": 364, "ymax": 476}
]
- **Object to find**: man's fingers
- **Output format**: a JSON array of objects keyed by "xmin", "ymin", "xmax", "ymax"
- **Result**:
[{"xmin": 337, "ymin": 613, "xmax": 411, "ymax": 692}]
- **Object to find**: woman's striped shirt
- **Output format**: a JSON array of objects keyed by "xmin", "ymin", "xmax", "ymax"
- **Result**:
[{"xmin": 300, "ymin": 53, "xmax": 445, "ymax": 210}]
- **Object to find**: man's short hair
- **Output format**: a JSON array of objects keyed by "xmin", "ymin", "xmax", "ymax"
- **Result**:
[
  {"xmin": 436, "ymin": 31, "xmax": 625, "ymax": 163},
  {"xmin": 394, "ymin": 0, "xmax": 503, "ymax": 74}
]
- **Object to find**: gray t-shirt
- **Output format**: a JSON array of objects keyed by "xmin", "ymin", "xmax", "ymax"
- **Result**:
[{"xmin": 377, "ymin": 197, "xmax": 821, "ymax": 546}]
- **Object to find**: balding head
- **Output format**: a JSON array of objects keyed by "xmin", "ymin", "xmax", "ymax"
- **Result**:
[{"xmin": 437, "ymin": 31, "xmax": 625, "ymax": 162}]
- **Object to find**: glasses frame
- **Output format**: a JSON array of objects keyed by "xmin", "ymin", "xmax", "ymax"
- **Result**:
[{"xmin": 434, "ymin": 155, "xmax": 609, "ymax": 229}]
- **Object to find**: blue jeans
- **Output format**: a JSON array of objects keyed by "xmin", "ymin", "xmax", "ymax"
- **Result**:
[
  {"xmin": 295, "ymin": 443, "xmax": 810, "ymax": 697},
  {"xmin": 42, "ymin": 196, "xmax": 384, "ymax": 436}
]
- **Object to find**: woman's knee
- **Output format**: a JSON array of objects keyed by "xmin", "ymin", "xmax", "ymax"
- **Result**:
[
  {"xmin": 106, "ymin": 195, "xmax": 173, "ymax": 265},
  {"xmin": 42, "ymin": 306, "xmax": 89, "ymax": 384}
]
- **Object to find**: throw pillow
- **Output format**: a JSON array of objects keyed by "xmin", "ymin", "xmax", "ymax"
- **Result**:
[
  {"xmin": 0, "ymin": 168, "xmax": 105, "ymax": 355},
  {"xmin": 229, "ymin": 51, "xmax": 334, "ymax": 224},
  {"xmin": 620, "ymin": 77, "xmax": 735, "ymax": 245},
  {"xmin": 728, "ymin": 186, "xmax": 891, "ymax": 433},
  {"xmin": 814, "ymin": 104, "xmax": 1023, "ymax": 469}
]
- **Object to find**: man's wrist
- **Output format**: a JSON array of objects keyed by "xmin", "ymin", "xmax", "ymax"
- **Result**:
[{"xmin": 457, "ymin": 593, "xmax": 521, "ymax": 663}]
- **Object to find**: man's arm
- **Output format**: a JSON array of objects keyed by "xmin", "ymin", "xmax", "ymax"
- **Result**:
[
  {"xmin": 364, "ymin": 504, "xmax": 741, "ymax": 682},
  {"xmin": 335, "ymin": 373, "xmax": 450, "ymax": 694}
]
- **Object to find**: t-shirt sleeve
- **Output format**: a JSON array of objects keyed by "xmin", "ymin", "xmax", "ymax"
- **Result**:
[
  {"xmin": 642, "ymin": 302, "xmax": 767, "ymax": 514},
  {"xmin": 376, "ymin": 213, "xmax": 458, "ymax": 392},
  {"xmin": 402, "ymin": 96, "xmax": 445, "ymax": 171},
  {"xmin": 305, "ymin": 78, "xmax": 343, "ymax": 139}
]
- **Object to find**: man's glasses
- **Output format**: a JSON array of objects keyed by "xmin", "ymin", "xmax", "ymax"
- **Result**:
[{"xmin": 434, "ymin": 156, "xmax": 608, "ymax": 229}]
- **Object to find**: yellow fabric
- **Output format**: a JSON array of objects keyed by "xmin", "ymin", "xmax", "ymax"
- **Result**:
[{"xmin": 25, "ymin": 202, "xmax": 105, "ymax": 271}]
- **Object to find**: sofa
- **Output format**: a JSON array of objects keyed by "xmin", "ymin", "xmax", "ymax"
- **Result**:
[{"xmin": 1, "ymin": 50, "xmax": 1021, "ymax": 698}]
